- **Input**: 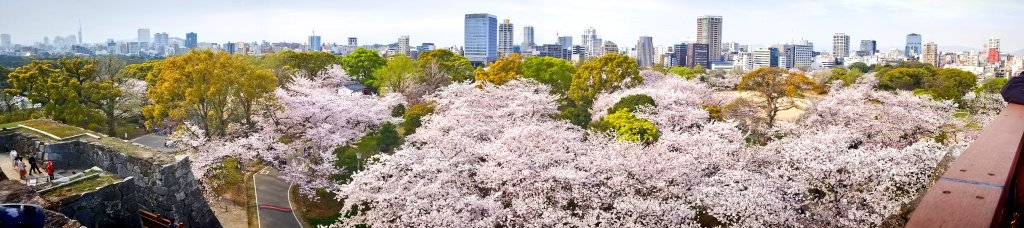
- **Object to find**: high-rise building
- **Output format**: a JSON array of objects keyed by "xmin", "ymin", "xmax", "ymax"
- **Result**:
[
  {"xmin": 923, "ymin": 42, "xmax": 939, "ymax": 67},
  {"xmin": 138, "ymin": 28, "xmax": 151, "ymax": 47},
  {"xmin": 753, "ymin": 47, "xmax": 780, "ymax": 69},
  {"xmin": 538, "ymin": 44, "xmax": 568, "ymax": 60},
  {"xmin": 636, "ymin": 36, "xmax": 655, "ymax": 68},
  {"xmin": 185, "ymin": 32, "xmax": 198, "ymax": 49},
  {"xmin": 859, "ymin": 40, "xmax": 876, "ymax": 56},
  {"xmin": 464, "ymin": 13, "xmax": 498, "ymax": 65},
  {"xmin": 348, "ymin": 37, "xmax": 358, "ymax": 46},
  {"xmin": 603, "ymin": 41, "xmax": 619, "ymax": 55},
  {"xmin": 309, "ymin": 33, "xmax": 322, "ymax": 52},
  {"xmin": 522, "ymin": 26, "xmax": 535, "ymax": 54},
  {"xmin": 988, "ymin": 37, "xmax": 1001, "ymax": 64},
  {"xmin": 78, "ymin": 21, "xmax": 83, "ymax": 44},
  {"xmin": 735, "ymin": 52, "xmax": 754, "ymax": 71},
  {"xmin": 154, "ymin": 32, "xmax": 169, "ymax": 55},
  {"xmin": 498, "ymin": 19, "xmax": 514, "ymax": 57},
  {"xmin": 225, "ymin": 42, "xmax": 236, "ymax": 54},
  {"xmin": 672, "ymin": 43, "xmax": 688, "ymax": 67},
  {"xmin": 906, "ymin": 33, "xmax": 922, "ymax": 57},
  {"xmin": 558, "ymin": 36, "xmax": 573, "ymax": 50},
  {"xmin": 792, "ymin": 43, "xmax": 813, "ymax": 69},
  {"xmin": 398, "ymin": 35, "xmax": 410, "ymax": 56},
  {"xmin": 0, "ymin": 34, "xmax": 10, "ymax": 48},
  {"xmin": 832, "ymin": 33, "xmax": 850, "ymax": 63},
  {"xmin": 686, "ymin": 43, "xmax": 710, "ymax": 68},
  {"xmin": 697, "ymin": 15, "xmax": 723, "ymax": 61},
  {"xmin": 582, "ymin": 27, "xmax": 600, "ymax": 58}
]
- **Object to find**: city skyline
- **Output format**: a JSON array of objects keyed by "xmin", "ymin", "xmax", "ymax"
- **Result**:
[{"xmin": 1, "ymin": 0, "xmax": 1023, "ymax": 53}]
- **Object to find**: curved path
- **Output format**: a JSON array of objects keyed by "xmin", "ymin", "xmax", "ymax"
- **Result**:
[{"xmin": 255, "ymin": 167, "xmax": 303, "ymax": 228}]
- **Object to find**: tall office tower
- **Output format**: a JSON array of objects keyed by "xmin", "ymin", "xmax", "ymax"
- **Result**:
[
  {"xmin": 603, "ymin": 41, "xmax": 619, "ymax": 55},
  {"xmin": 753, "ymin": 47, "xmax": 780, "ymax": 69},
  {"xmin": 464, "ymin": 13, "xmax": 498, "ymax": 65},
  {"xmin": 905, "ymin": 33, "xmax": 922, "ymax": 57},
  {"xmin": 78, "ymin": 21, "xmax": 83, "ymax": 44},
  {"xmin": 309, "ymin": 33, "xmax": 322, "ymax": 52},
  {"xmin": 348, "ymin": 37, "xmax": 358, "ymax": 46},
  {"xmin": 138, "ymin": 28, "xmax": 151, "ymax": 47},
  {"xmin": 522, "ymin": 26, "xmax": 535, "ymax": 54},
  {"xmin": 558, "ymin": 36, "xmax": 573, "ymax": 50},
  {"xmin": 225, "ymin": 42, "xmax": 236, "ymax": 54},
  {"xmin": 582, "ymin": 27, "xmax": 600, "ymax": 58},
  {"xmin": 859, "ymin": 40, "xmax": 876, "ymax": 56},
  {"xmin": 498, "ymin": 19, "xmax": 514, "ymax": 57},
  {"xmin": 398, "ymin": 35, "xmax": 411, "ymax": 56},
  {"xmin": 922, "ymin": 42, "xmax": 939, "ymax": 67},
  {"xmin": 696, "ymin": 15, "xmax": 723, "ymax": 61},
  {"xmin": 792, "ymin": 43, "xmax": 813, "ymax": 69},
  {"xmin": 672, "ymin": 43, "xmax": 688, "ymax": 67},
  {"xmin": 832, "ymin": 33, "xmax": 850, "ymax": 63},
  {"xmin": 0, "ymin": 34, "xmax": 10, "ymax": 48},
  {"xmin": 636, "ymin": 36, "xmax": 655, "ymax": 68},
  {"xmin": 154, "ymin": 32, "xmax": 169, "ymax": 55},
  {"xmin": 988, "ymin": 37, "xmax": 1001, "ymax": 64},
  {"xmin": 538, "ymin": 44, "xmax": 568, "ymax": 60},
  {"xmin": 686, "ymin": 43, "xmax": 710, "ymax": 68},
  {"xmin": 185, "ymin": 32, "xmax": 197, "ymax": 49}
]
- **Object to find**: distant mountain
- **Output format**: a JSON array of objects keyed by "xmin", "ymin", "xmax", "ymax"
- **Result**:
[
  {"xmin": 1014, "ymin": 49, "xmax": 1024, "ymax": 56},
  {"xmin": 939, "ymin": 45, "xmax": 981, "ymax": 53}
]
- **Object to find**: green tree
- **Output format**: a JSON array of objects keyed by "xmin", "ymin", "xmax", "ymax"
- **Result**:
[
  {"xmin": 877, "ymin": 68, "xmax": 931, "ymax": 91},
  {"xmin": 5, "ymin": 58, "xmax": 112, "ymax": 130},
  {"xmin": 924, "ymin": 68, "xmax": 977, "ymax": 104},
  {"xmin": 341, "ymin": 48, "xmax": 387, "ymax": 86},
  {"xmin": 848, "ymin": 62, "xmax": 871, "ymax": 73},
  {"xmin": 568, "ymin": 53, "xmax": 642, "ymax": 104},
  {"xmin": 591, "ymin": 109, "xmax": 659, "ymax": 145},
  {"xmin": 827, "ymin": 68, "xmax": 863, "ymax": 86},
  {"xmin": 607, "ymin": 94, "xmax": 656, "ymax": 114},
  {"xmin": 521, "ymin": 56, "xmax": 575, "ymax": 94},
  {"xmin": 475, "ymin": 54, "xmax": 523, "ymax": 85},
  {"xmin": 737, "ymin": 67, "xmax": 815, "ymax": 129},
  {"xmin": 372, "ymin": 54, "xmax": 419, "ymax": 94},
  {"xmin": 262, "ymin": 50, "xmax": 341, "ymax": 83},
  {"xmin": 144, "ymin": 50, "xmax": 277, "ymax": 138},
  {"xmin": 417, "ymin": 49, "xmax": 474, "ymax": 82},
  {"xmin": 693, "ymin": 65, "xmax": 706, "ymax": 75},
  {"xmin": 376, "ymin": 122, "xmax": 400, "ymax": 153},
  {"xmin": 668, "ymin": 66, "xmax": 695, "ymax": 79},
  {"xmin": 0, "ymin": 66, "xmax": 16, "ymax": 114},
  {"xmin": 976, "ymin": 77, "xmax": 1009, "ymax": 94},
  {"xmin": 401, "ymin": 103, "xmax": 435, "ymax": 136}
]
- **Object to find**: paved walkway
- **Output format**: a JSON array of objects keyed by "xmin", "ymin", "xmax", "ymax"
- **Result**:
[
  {"xmin": 255, "ymin": 167, "xmax": 302, "ymax": 228},
  {"xmin": 131, "ymin": 133, "xmax": 179, "ymax": 152}
]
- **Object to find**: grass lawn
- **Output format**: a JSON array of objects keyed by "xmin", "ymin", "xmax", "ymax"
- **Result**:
[
  {"xmin": 14, "ymin": 119, "xmax": 89, "ymax": 138},
  {"xmin": 42, "ymin": 173, "xmax": 122, "ymax": 201}
]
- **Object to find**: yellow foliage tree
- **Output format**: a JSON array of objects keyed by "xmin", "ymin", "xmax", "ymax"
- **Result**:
[
  {"xmin": 143, "ymin": 50, "xmax": 277, "ymax": 138},
  {"xmin": 737, "ymin": 67, "xmax": 814, "ymax": 129},
  {"xmin": 568, "ymin": 53, "xmax": 642, "ymax": 104},
  {"xmin": 474, "ymin": 53, "xmax": 523, "ymax": 85}
]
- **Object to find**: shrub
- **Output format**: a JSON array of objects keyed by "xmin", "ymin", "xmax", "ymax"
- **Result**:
[{"xmin": 607, "ymin": 94, "xmax": 656, "ymax": 114}]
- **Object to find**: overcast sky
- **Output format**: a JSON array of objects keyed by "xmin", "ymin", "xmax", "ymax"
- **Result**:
[{"xmin": 2, "ymin": 0, "xmax": 1022, "ymax": 53}]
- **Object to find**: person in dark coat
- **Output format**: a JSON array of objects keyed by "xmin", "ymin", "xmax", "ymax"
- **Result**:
[
  {"xmin": 28, "ymin": 154, "xmax": 41, "ymax": 175},
  {"xmin": 1004, "ymin": 72, "xmax": 1024, "ymax": 104}
]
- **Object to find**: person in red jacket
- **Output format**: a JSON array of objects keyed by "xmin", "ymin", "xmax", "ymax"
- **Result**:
[{"xmin": 45, "ymin": 160, "xmax": 54, "ymax": 181}]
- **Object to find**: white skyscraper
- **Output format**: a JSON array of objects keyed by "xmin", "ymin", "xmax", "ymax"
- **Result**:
[
  {"xmin": 0, "ymin": 34, "xmax": 10, "ymax": 48},
  {"xmin": 697, "ymin": 15, "xmax": 723, "ymax": 61},
  {"xmin": 833, "ymin": 33, "xmax": 850, "ymax": 63},
  {"xmin": 498, "ymin": 19, "xmax": 514, "ymax": 57},
  {"xmin": 398, "ymin": 35, "xmax": 411, "ymax": 56},
  {"xmin": 582, "ymin": 27, "xmax": 600, "ymax": 58},
  {"xmin": 522, "ymin": 26, "xmax": 535, "ymax": 54},
  {"xmin": 138, "ymin": 28, "xmax": 151, "ymax": 46},
  {"xmin": 636, "ymin": 36, "xmax": 655, "ymax": 68}
]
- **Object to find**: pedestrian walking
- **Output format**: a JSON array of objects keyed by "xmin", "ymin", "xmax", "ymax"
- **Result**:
[
  {"xmin": 15, "ymin": 158, "xmax": 26, "ymax": 180},
  {"xmin": 46, "ymin": 160, "xmax": 54, "ymax": 181},
  {"xmin": 9, "ymin": 150, "xmax": 17, "ymax": 166},
  {"xmin": 28, "ymin": 155, "xmax": 41, "ymax": 175}
]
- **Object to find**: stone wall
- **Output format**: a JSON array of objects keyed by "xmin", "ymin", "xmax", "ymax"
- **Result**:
[
  {"xmin": 0, "ymin": 131, "xmax": 221, "ymax": 228},
  {"xmin": 51, "ymin": 177, "xmax": 141, "ymax": 228}
]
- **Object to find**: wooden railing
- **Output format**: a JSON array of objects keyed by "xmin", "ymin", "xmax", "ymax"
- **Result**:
[
  {"xmin": 907, "ymin": 103, "xmax": 1024, "ymax": 227},
  {"xmin": 140, "ymin": 209, "xmax": 184, "ymax": 228}
]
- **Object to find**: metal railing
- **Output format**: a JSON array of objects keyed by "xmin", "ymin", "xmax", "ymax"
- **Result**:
[{"xmin": 907, "ymin": 103, "xmax": 1024, "ymax": 227}]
